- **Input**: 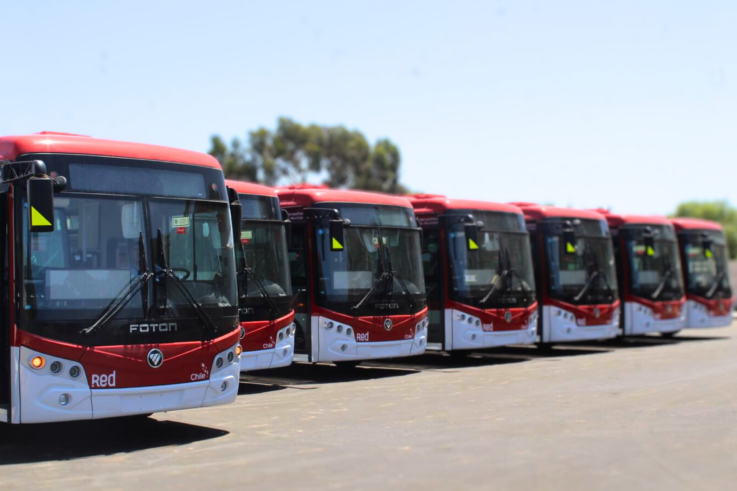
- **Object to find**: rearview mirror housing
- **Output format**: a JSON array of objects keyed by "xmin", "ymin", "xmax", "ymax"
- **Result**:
[
  {"xmin": 465, "ymin": 223, "xmax": 480, "ymax": 251},
  {"xmin": 27, "ymin": 177, "xmax": 55, "ymax": 233}
]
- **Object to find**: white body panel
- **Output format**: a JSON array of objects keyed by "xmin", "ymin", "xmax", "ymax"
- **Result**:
[
  {"xmin": 542, "ymin": 305, "xmax": 620, "ymax": 343},
  {"xmin": 313, "ymin": 315, "xmax": 427, "ymax": 363},
  {"xmin": 623, "ymin": 301, "xmax": 686, "ymax": 336},
  {"xmin": 685, "ymin": 300, "xmax": 734, "ymax": 329},
  {"xmin": 15, "ymin": 344, "xmax": 239, "ymax": 424},
  {"xmin": 239, "ymin": 324, "xmax": 295, "ymax": 372},
  {"xmin": 439, "ymin": 308, "xmax": 537, "ymax": 351}
]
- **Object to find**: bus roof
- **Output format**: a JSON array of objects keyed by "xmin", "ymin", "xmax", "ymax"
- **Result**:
[
  {"xmin": 225, "ymin": 179, "xmax": 277, "ymax": 198},
  {"xmin": 408, "ymin": 194, "xmax": 523, "ymax": 215},
  {"xmin": 275, "ymin": 184, "xmax": 413, "ymax": 209},
  {"xmin": 510, "ymin": 203, "xmax": 607, "ymax": 222},
  {"xmin": 591, "ymin": 209, "xmax": 674, "ymax": 229},
  {"xmin": 670, "ymin": 217, "xmax": 724, "ymax": 232},
  {"xmin": 0, "ymin": 132, "xmax": 221, "ymax": 169}
]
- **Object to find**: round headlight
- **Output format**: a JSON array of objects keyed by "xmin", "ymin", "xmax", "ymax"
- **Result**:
[
  {"xmin": 30, "ymin": 356, "xmax": 45, "ymax": 369},
  {"xmin": 59, "ymin": 394, "xmax": 70, "ymax": 406},
  {"xmin": 50, "ymin": 361, "xmax": 63, "ymax": 374},
  {"xmin": 346, "ymin": 328, "xmax": 353, "ymax": 336},
  {"xmin": 69, "ymin": 366, "xmax": 81, "ymax": 378},
  {"xmin": 326, "ymin": 321, "xmax": 334, "ymax": 330},
  {"xmin": 336, "ymin": 325, "xmax": 343, "ymax": 333},
  {"xmin": 227, "ymin": 351, "xmax": 235, "ymax": 363},
  {"xmin": 459, "ymin": 314, "xmax": 466, "ymax": 321},
  {"xmin": 279, "ymin": 331, "xmax": 285, "ymax": 341},
  {"xmin": 216, "ymin": 357, "xmax": 224, "ymax": 369}
]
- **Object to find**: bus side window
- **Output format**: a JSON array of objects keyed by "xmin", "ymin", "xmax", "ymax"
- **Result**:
[{"xmin": 422, "ymin": 229, "xmax": 441, "ymax": 303}]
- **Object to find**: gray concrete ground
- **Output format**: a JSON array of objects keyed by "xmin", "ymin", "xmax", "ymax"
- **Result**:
[{"xmin": 2, "ymin": 323, "xmax": 736, "ymax": 491}]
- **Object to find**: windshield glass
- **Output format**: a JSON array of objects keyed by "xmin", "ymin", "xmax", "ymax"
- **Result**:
[
  {"xmin": 21, "ymin": 193, "xmax": 237, "ymax": 345},
  {"xmin": 625, "ymin": 230, "xmax": 684, "ymax": 301},
  {"xmin": 543, "ymin": 219, "xmax": 618, "ymax": 305},
  {"xmin": 446, "ymin": 215, "xmax": 536, "ymax": 309},
  {"xmin": 679, "ymin": 231, "xmax": 732, "ymax": 299},
  {"xmin": 313, "ymin": 204, "xmax": 426, "ymax": 316}
]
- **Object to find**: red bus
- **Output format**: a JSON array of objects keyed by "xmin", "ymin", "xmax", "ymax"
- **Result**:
[
  {"xmin": 225, "ymin": 180, "xmax": 295, "ymax": 371},
  {"xmin": 671, "ymin": 218, "xmax": 733, "ymax": 329},
  {"xmin": 0, "ymin": 132, "xmax": 241, "ymax": 424},
  {"xmin": 408, "ymin": 195, "xmax": 538, "ymax": 351},
  {"xmin": 276, "ymin": 185, "xmax": 428, "ymax": 366},
  {"xmin": 513, "ymin": 204, "xmax": 620, "ymax": 344},
  {"xmin": 596, "ymin": 211, "xmax": 687, "ymax": 336}
]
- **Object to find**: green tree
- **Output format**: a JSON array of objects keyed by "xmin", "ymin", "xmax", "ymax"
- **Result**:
[
  {"xmin": 209, "ymin": 117, "xmax": 407, "ymax": 193},
  {"xmin": 671, "ymin": 200, "xmax": 737, "ymax": 259}
]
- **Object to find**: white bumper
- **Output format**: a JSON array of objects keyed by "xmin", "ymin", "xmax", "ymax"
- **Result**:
[
  {"xmin": 17, "ymin": 345, "xmax": 239, "ymax": 424},
  {"xmin": 444, "ymin": 309, "xmax": 537, "ymax": 350},
  {"xmin": 685, "ymin": 300, "xmax": 733, "ymax": 329},
  {"xmin": 624, "ymin": 302, "xmax": 687, "ymax": 335},
  {"xmin": 312, "ymin": 316, "xmax": 427, "ymax": 363},
  {"xmin": 239, "ymin": 325, "xmax": 295, "ymax": 372},
  {"xmin": 542, "ymin": 305, "xmax": 620, "ymax": 343}
]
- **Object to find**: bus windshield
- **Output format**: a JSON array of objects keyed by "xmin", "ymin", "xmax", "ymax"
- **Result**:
[
  {"xmin": 313, "ymin": 204, "xmax": 426, "ymax": 316},
  {"xmin": 445, "ymin": 212, "xmax": 536, "ymax": 309},
  {"xmin": 680, "ymin": 231, "xmax": 731, "ymax": 299},
  {"xmin": 626, "ymin": 236, "xmax": 684, "ymax": 301},
  {"xmin": 18, "ymin": 156, "xmax": 237, "ymax": 345},
  {"xmin": 544, "ymin": 219, "xmax": 618, "ymax": 306},
  {"xmin": 236, "ymin": 195, "xmax": 293, "ymax": 320}
]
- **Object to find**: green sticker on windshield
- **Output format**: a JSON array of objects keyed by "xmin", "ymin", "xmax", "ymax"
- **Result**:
[{"xmin": 172, "ymin": 216, "xmax": 190, "ymax": 228}]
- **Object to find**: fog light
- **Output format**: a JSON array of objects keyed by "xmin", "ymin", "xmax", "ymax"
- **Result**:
[
  {"xmin": 216, "ymin": 357, "xmax": 224, "ymax": 369},
  {"xmin": 227, "ymin": 351, "xmax": 235, "ymax": 363},
  {"xmin": 59, "ymin": 394, "xmax": 70, "ymax": 406},
  {"xmin": 235, "ymin": 345, "xmax": 242, "ymax": 356},
  {"xmin": 30, "ymin": 356, "xmax": 45, "ymax": 369},
  {"xmin": 337, "ymin": 325, "xmax": 343, "ymax": 333},
  {"xmin": 471, "ymin": 333, "xmax": 477, "ymax": 341},
  {"xmin": 283, "ymin": 348, "xmax": 288, "ymax": 357},
  {"xmin": 220, "ymin": 381, "xmax": 228, "ymax": 392},
  {"xmin": 50, "ymin": 361, "xmax": 63, "ymax": 374},
  {"xmin": 340, "ymin": 344, "xmax": 347, "ymax": 352},
  {"xmin": 69, "ymin": 366, "xmax": 81, "ymax": 378},
  {"xmin": 420, "ymin": 339, "xmax": 425, "ymax": 346}
]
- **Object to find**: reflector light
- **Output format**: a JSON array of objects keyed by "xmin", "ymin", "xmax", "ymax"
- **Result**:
[{"xmin": 30, "ymin": 356, "xmax": 45, "ymax": 369}]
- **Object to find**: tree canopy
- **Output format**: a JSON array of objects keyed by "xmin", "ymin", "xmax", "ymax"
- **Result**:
[
  {"xmin": 671, "ymin": 200, "xmax": 737, "ymax": 258},
  {"xmin": 209, "ymin": 117, "xmax": 407, "ymax": 194}
]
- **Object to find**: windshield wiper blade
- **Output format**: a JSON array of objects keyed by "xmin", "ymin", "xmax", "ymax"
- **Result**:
[
  {"xmin": 573, "ymin": 270, "xmax": 599, "ymax": 303},
  {"xmin": 156, "ymin": 229, "xmax": 218, "ymax": 334},
  {"xmin": 81, "ymin": 234, "xmax": 151, "ymax": 336},
  {"xmin": 479, "ymin": 269, "xmax": 509, "ymax": 305},
  {"xmin": 651, "ymin": 269, "xmax": 672, "ymax": 300},
  {"xmin": 381, "ymin": 230, "xmax": 416, "ymax": 310},
  {"xmin": 705, "ymin": 270, "xmax": 725, "ymax": 299},
  {"xmin": 351, "ymin": 271, "xmax": 390, "ymax": 312}
]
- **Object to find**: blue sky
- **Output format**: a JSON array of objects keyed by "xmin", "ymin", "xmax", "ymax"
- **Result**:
[{"xmin": 1, "ymin": 0, "xmax": 735, "ymax": 214}]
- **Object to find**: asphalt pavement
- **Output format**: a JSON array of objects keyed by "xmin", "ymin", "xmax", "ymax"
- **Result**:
[{"xmin": 2, "ymin": 323, "xmax": 736, "ymax": 491}]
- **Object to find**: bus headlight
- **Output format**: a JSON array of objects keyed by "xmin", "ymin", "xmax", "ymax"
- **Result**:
[{"xmin": 30, "ymin": 356, "xmax": 45, "ymax": 369}]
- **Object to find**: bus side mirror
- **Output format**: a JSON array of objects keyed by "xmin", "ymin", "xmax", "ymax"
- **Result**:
[
  {"xmin": 281, "ymin": 209, "xmax": 293, "ymax": 244},
  {"xmin": 563, "ymin": 230, "xmax": 576, "ymax": 254},
  {"xmin": 27, "ymin": 177, "xmax": 55, "ymax": 233},
  {"xmin": 465, "ymin": 223, "xmax": 480, "ymax": 251},
  {"xmin": 227, "ymin": 187, "xmax": 242, "ymax": 246},
  {"xmin": 329, "ymin": 219, "xmax": 345, "ymax": 251}
]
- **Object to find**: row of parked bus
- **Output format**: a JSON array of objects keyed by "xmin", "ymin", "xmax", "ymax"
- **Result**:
[{"xmin": 0, "ymin": 132, "xmax": 732, "ymax": 424}]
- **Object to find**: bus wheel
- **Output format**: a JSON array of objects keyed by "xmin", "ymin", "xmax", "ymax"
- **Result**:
[
  {"xmin": 661, "ymin": 331, "xmax": 681, "ymax": 338},
  {"xmin": 334, "ymin": 361, "xmax": 362, "ymax": 369}
]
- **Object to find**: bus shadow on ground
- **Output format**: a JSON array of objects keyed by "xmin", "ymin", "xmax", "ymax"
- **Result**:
[
  {"xmin": 0, "ymin": 417, "xmax": 227, "ymax": 465},
  {"xmin": 575, "ymin": 334, "xmax": 730, "ymax": 350},
  {"xmin": 239, "ymin": 362, "xmax": 418, "ymax": 387}
]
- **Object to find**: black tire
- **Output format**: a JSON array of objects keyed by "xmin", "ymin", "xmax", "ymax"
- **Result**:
[{"xmin": 446, "ymin": 349, "xmax": 469, "ymax": 358}]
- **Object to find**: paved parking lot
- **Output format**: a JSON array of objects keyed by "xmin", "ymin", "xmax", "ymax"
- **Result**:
[{"xmin": 2, "ymin": 323, "xmax": 737, "ymax": 491}]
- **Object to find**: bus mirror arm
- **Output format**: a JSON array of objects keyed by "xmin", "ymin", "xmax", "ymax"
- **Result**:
[{"xmin": 227, "ymin": 187, "xmax": 243, "ymax": 245}]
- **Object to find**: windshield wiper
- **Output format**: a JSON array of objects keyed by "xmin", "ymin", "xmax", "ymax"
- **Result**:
[
  {"xmin": 239, "ymin": 242, "xmax": 279, "ymax": 319},
  {"xmin": 479, "ymin": 269, "xmax": 509, "ymax": 305},
  {"xmin": 156, "ymin": 229, "xmax": 218, "ymax": 334},
  {"xmin": 81, "ymin": 233, "xmax": 151, "ymax": 336},
  {"xmin": 651, "ymin": 269, "xmax": 673, "ymax": 300},
  {"xmin": 351, "ymin": 271, "xmax": 391, "ymax": 312},
  {"xmin": 705, "ymin": 270, "xmax": 725, "ymax": 299},
  {"xmin": 382, "ymin": 228, "xmax": 416, "ymax": 311},
  {"xmin": 573, "ymin": 270, "xmax": 599, "ymax": 303}
]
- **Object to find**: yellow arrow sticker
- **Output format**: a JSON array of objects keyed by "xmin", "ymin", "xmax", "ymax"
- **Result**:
[
  {"xmin": 31, "ymin": 206, "xmax": 52, "ymax": 227},
  {"xmin": 566, "ymin": 242, "xmax": 576, "ymax": 253},
  {"xmin": 647, "ymin": 246, "xmax": 655, "ymax": 256},
  {"xmin": 468, "ymin": 239, "xmax": 479, "ymax": 250},
  {"xmin": 705, "ymin": 249, "xmax": 713, "ymax": 258},
  {"xmin": 332, "ymin": 237, "xmax": 344, "ymax": 250}
]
